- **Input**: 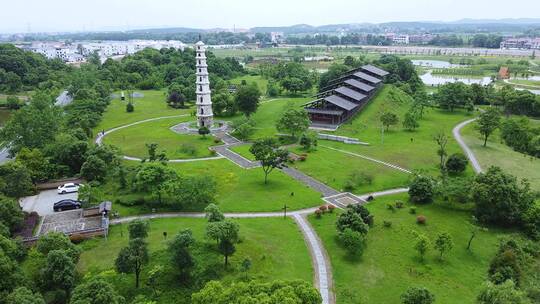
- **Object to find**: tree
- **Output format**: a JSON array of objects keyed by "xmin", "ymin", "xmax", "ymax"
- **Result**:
[
  {"xmin": 198, "ymin": 126, "xmax": 210, "ymax": 138},
  {"xmin": 36, "ymin": 232, "xmax": 81, "ymax": 263},
  {"xmin": 472, "ymin": 167, "xmax": 534, "ymax": 227},
  {"xmin": 403, "ymin": 111, "xmax": 419, "ymax": 131},
  {"xmin": 409, "ymin": 175, "xmax": 435, "ymax": 204},
  {"xmin": 249, "ymin": 138, "xmax": 289, "ymax": 184},
  {"xmin": 80, "ymin": 155, "xmax": 107, "ymax": 181},
  {"xmin": 232, "ymin": 119, "xmax": 255, "ymax": 141},
  {"xmin": 281, "ymin": 76, "xmax": 305, "ymax": 94},
  {"xmin": 126, "ymin": 102, "xmax": 134, "ymax": 112},
  {"xmin": 170, "ymin": 175, "xmax": 217, "ymax": 209},
  {"xmin": 192, "ymin": 280, "xmax": 322, "ymax": 304},
  {"xmin": 436, "ymin": 82, "xmax": 471, "ymax": 111},
  {"xmin": 0, "ymin": 162, "xmax": 35, "ymax": 197},
  {"xmin": 43, "ymin": 250, "xmax": 77, "ymax": 294},
  {"xmin": 401, "ymin": 287, "xmax": 435, "ymax": 304},
  {"xmin": 476, "ymin": 108, "xmax": 501, "ymax": 147},
  {"xmin": 128, "ymin": 219, "xmax": 150, "ymax": 240},
  {"xmin": 235, "ymin": 83, "xmax": 261, "ymax": 117},
  {"xmin": 6, "ymin": 287, "xmax": 45, "ymax": 304},
  {"xmin": 77, "ymin": 183, "xmax": 104, "ymax": 207},
  {"xmin": 300, "ymin": 132, "xmax": 318, "ymax": 151},
  {"xmin": 524, "ymin": 204, "xmax": 540, "ymax": 240},
  {"xmin": 433, "ymin": 131, "xmax": 449, "ymax": 170},
  {"xmin": 206, "ymin": 220, "xmax": 239, "ymax": 266},
  {"xmin": 1, "ymin": 91, "xmax": 60, "ymax": 155},
  {"xmin": 134, "ymin": 163, "xmax": 178, "ymax": 205},
  {"xmin": 168, "ymin": 229, "xmax": 195, "ymax": 279},
  {"xmin": 0, "ymin": 250, "xmax": 23, "ymax": 296},
  {"xmin": 414, "ymin": 233, "xmax": 430, "ymax": 261},
  {"xmin": 445, "ymin": 153, "xmax": 468, "ymax": 175},
  {"xmin": 70, "ymin": 278, "xmax": 124, "ymax": 304},
  {"xmin": 16, "ymin": 148, "xmax": 51, "ymax": 182},
  {"xmin": 5, "ymin": 95, "xmax": 22, "ymax": 110},
  {"xmin": 338, "ymin": 228, "xmax": 365, "ymax": 256},
  {"xmin": 434, "ymin": 232, "xmax": 454, "ymax": 260},
  {"xmin": 380, "ymin": 111, "xmax": 399, "ymax": 131},
  {"xmin": 336, "ymin": 210, "xmax": 369, "ymax": 235},
  {"xmin": 276, "ymin": 106, "xmax": 310, "ymax": 138},
  {"xmin": 167, "ymin": 84, "xmax": 186, "ymax": 108},
  {"xmin": 115, "ymin": 238, "xmax": 149, "ymax": 288},
  {"xmin": 205, "ymin": 203, "xmax": 225, "ymax": 222},
  {"xmin": 0, "ymin": 196, "xmax": 24, "ymax": 233},
  {"xmin": 144, "ymin": 143, "xmax": 168, "ymax": 163},
  {"xmin": 477, "ymin": 280, "xmax": 530, "ymax": 304}
]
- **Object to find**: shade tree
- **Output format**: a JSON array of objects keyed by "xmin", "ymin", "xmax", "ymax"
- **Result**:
[
  {"xmin": 249, "ymin": 138, "xmax": 289, "ymax": 184},
  {"xmin": 115, "ymin": 238, "xmax": 149, "ymax": 288}
]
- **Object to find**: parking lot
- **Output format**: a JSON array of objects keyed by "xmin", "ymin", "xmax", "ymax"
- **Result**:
[{"xmin": 20, "ymin": 189, "xmax": 78, "ymax": 216}]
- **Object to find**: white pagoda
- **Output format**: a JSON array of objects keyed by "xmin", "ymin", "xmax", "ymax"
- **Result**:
[{"xmin": 195, "ymin": 41, "xmax": 213, "ymax": 128}]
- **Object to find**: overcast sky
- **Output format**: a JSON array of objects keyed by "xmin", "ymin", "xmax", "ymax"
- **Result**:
[{"xmin": 1, "ymin": 0, "xmax": 539, "ymax": 33}]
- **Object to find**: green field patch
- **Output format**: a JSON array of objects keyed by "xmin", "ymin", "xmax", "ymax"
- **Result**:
[
  {"xmin": 104, "ymin": 117, "xmax": 219, "ymax": 160},
  {"xmin": 78, "ymin": 217, "xmax": 312, "ymax": 303},
  {"xmin": 310, "ymin": 194, "xmax": 517, "ymax": 304}
]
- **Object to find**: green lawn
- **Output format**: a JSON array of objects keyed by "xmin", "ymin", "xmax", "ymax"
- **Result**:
[
  {"xmin": 78, "ymin": 217, "xmax": 312, "ymax": 303},
  {"xmin": 460, "ymin": 122, "xmax": 540, "ymax": 191},
  {"xmin": 291, "ymin": 146, "xmax": 411, "ymax": 194},
  {"xmin": 95, "ymin": 90, "xmax": 191, "ymax": 132},
  {"xmin": 103, "ymin": 116, "xmax": 220, "ymax": 160},
  {"xmin": 328, "ymin": 86, "xmax": 475, "ymax": 176},
  {"xmin": 229, "ymin": 144, "xmax": 256, "ymax": 161},
  {"xmin": 507, "ymin": 79, "xmax": 540, "ymax": 87},
  {"xmin": 106, "ymin": 158, "xmax": 324, "ymax": 216},
  {"xmin": 230, "ymin": 75, "xmax": 269, "ymax": 94},
  {"xmin": 310, "ymin": 194, "xmax": 516, "ymax": 304},
  {"xmin": 250, "ymin": 97, "xmax": 310, "ymax": 139}
]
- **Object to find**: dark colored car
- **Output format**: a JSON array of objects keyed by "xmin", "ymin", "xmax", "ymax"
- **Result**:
[{"xmin": 53, "ymin": 199, "xmax": 82, "ymax": 212}]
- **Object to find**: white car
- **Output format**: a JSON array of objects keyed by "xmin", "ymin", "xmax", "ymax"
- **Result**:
[{"xmin": 57, "ymin": 183, "xmax": 80, "ymax": 194}]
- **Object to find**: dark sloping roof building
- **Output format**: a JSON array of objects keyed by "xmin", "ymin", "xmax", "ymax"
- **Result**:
[{"xmin": 304, "ymin": 64, "xmax": 388, "ymax": 127}]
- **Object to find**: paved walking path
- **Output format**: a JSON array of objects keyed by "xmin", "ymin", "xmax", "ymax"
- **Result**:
[
  {"xmin": 293, "ymin": 214, "xmax": 333, "ymax": 304},
  {"xmin": 282, "ymin": 167, "xmax": 340, "ymax": 197},
  {"xmin": 320, "ymin": 145, "xmax": 412, "ymax": 174},
  {"xmin": 452, "ymin": 118, "xmax": 483, "ymax": 173},
  {"xmin": 211, "ymin": 144, "xmax": 261, "ymax": 169}
]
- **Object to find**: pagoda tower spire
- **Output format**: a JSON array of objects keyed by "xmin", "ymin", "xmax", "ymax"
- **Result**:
[{"xmin": 195, "ymin": 40, "xmax": 213, "ymax": 128}]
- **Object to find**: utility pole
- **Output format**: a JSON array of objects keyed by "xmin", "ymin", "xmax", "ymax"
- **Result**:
[{"xmin": 282, "ymin": 204, "xmax": 288, "ymax": 219}]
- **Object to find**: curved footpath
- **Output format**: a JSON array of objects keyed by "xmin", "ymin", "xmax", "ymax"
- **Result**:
[
  {"xmin": 95, "ymin": 114, "xmax": 224, "ymax": 162},
  {"xmin": 452, "ymin": 118, "xmax": 483, "ymax": 173},
  {"xmin": 96, "ymin": 113, "xmax": 485, "ymax": 304}
]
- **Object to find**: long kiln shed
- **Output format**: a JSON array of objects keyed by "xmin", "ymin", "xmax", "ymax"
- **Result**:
[{"xmin": 304, "ymin": 64, "xmax": 388, "ymax": 127}]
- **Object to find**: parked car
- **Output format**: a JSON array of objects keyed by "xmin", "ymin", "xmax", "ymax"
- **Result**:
[
  {"xmin": 57, "ymin": 183, "xmax": 80, "ymax": 194},
  {"xmin": 53, "ymin": 199, "xmax": 82, "ymax": 212}
]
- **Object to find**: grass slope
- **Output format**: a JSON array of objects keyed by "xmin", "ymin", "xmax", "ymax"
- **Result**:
[
  {"xmin": 460, "ymin": 122, "xmax": 540, "ymax": 191},
  {"xmin": 327, "ymin": 86, "xmax": 474, "ymax": 176},
  {"xmin": 310, "ymin": 194, "xmax": 516, "ymax": 304},
  {"xmin": 104, "ymin": 117, "xmax": 219, "ymax": 160},
  {"xmin": 78, "ymin": 217, "xmax": 312, "ymax": 303}
]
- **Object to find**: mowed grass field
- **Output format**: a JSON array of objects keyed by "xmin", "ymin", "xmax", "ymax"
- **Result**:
[
  {"xmin": 78, "ymin": 217, "xmax": 313, "ymax": 303},
  {"xmin": 250, "ymin": 97, "xmax": 311, "ymax": 139},
  {"xmin": 107, "ymin": 158, "xmax": 324, "ymax": 216},
  {"xmin": 230, "ymin": 75, "xmax": 269, "ymax": 94},
  {"xmin": 310, "ymin": 194, "xmax": 516, "ymax": 304},
  {"xmin": 327, "ymin": 86, "xmax": 475, "ymax": 176},
  {"xmin": 103, "ymin": 116, "xmax": 220, "ymax": 160},
  {"xmin": 95, "ymin": 90, "xmax": 191, "ymax": 132},
  {"xmin": 460, "ymin": 121, "xmax": 540, "ymax": 191}
]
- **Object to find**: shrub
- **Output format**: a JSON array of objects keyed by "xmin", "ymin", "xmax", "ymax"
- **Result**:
[
  {"xmin": 417, "ymin": 215, "xmax": 427, "ymax": 225},
  {"xmin": 387, "ymin": 203, "xmax": 396, "ymax": 212},
  {"xmin": 126, "ymin": 102, "xmax": 134, "ymax": 112},
  {"xmin": 446, "ymin": 153, "xmax": 468, "ymax": 174},
  {"xmin": 383, "ymin": 220, "xmax": 392, "ymax": 228},
  {"xmin": 338, "ymin": 228, "xmax": 365, "ymax": 256},
  {"xmin": 395, "ymin": 200, "xmax": 404, "ymax": 209},
  {"xmin": 319, "ymin": 205, "xmax": 327, "ymax": 213},
  {"xmin": 409, "ymin": 206, "xmax": 417, "ymax": 214},
  {"xmin": 328, "ymin": 205, "xmax": 336, "ymax": 213},
  {"xmin": 401, "ymin": 287, "xmax": 435, "ymax": 304},
  {"xmin": 344, "ymin": 170, "xmax": 374, "ymax": 191},
  {"xmin": 213, "ymin": 138, "xmax": 221, "ymax": 144},
  {"xmin": 299, "ymin": 155, "xmax": 307, "ymax": 162},
  {"xmin": 409, "ymin": 175, "xmax": 435, "ymax": 204},
  {"xmin": 315, "ymin": 209, "xmax": 322, "ymax": 218},
  {"xmin": 179, "ymin": 144, "xmax": 197, "ymax": 156}
]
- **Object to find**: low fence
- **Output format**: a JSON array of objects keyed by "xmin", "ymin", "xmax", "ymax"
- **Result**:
[
  {"xmin": 317, "ymin": 133, "xmax": 369, "ymax": 145},
  {"xmin": 36, "ymin": 178, "xmax": 85, "ymax": 190},
  {"xmin": 22, "ymin": 227, "xmax": 108, "ymax": 246}
]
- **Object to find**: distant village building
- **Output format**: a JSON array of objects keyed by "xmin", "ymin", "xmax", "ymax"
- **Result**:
[
  {"xmin": 498, "ymin": 66, "xmax": 510, "ymax": 79},
  {"xmin": 392, "ymin": 35, "xmax": 410, "ymax": 45},
  {"xmin": 500, "ymin": 38, "xmax": 540, "ymax": 50},
  {"xmin": 304, "ymin": 64, "xmax": 388, "ymax": 127}
]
